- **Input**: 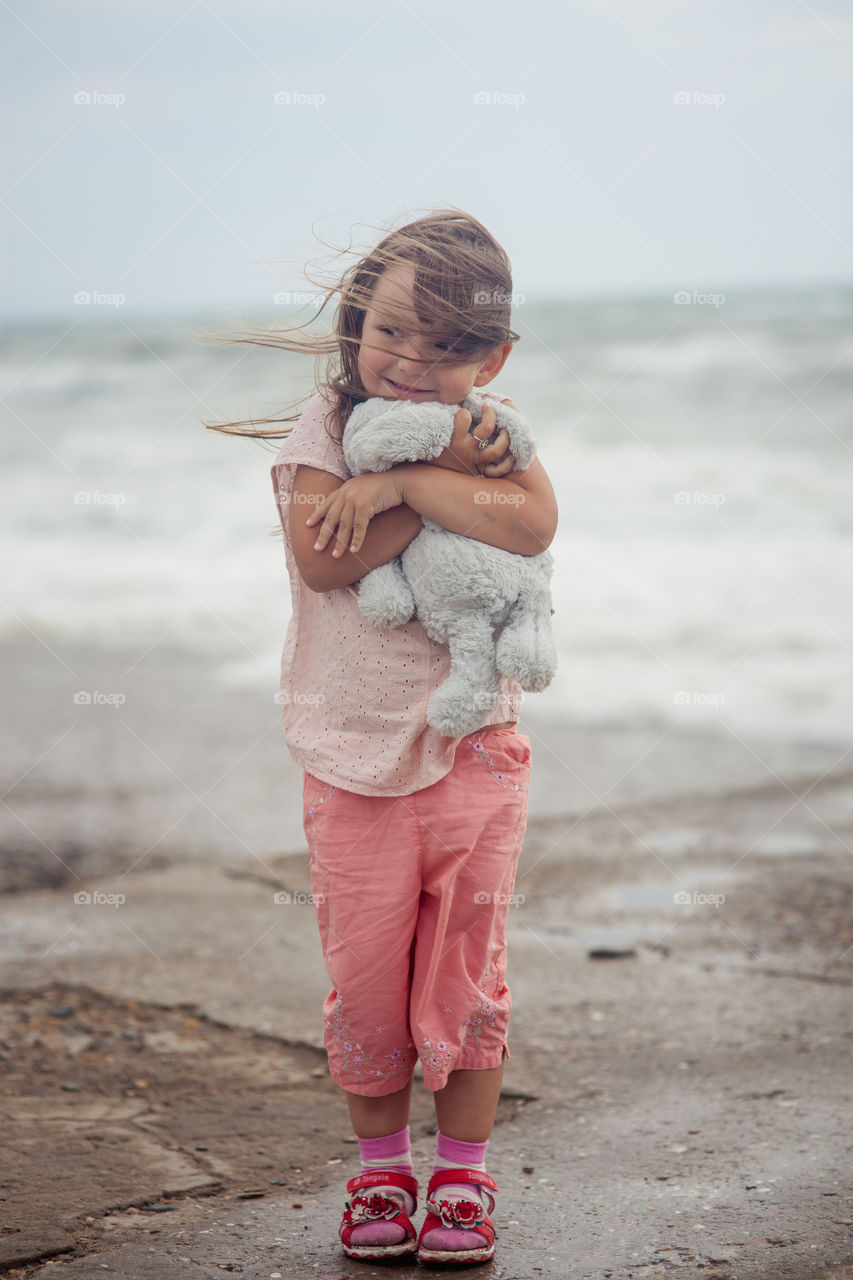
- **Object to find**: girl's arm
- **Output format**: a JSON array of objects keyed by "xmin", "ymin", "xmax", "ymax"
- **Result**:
[
  {"xmin": 289, "ymin": 464, "xmax": 423, "ymax": 592},
  {"xmin": 307, "ymin": 460, "xmax": 557, "ymax": 560},
  {"xmin": 306, "ymin": 399, "xmax": 558, "ymax": 560}
]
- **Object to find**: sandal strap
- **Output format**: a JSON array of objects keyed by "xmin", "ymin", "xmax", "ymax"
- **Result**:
[
  {"xmin": 345, "ymin": 1169, "xmax": 418, "ymax": 1198},
  {"xmin": 427, "ymin": 1167, "xmax": 498, "ymax": 1196}
]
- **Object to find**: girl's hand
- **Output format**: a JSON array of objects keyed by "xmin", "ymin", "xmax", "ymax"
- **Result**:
[
  {"xmin": 305, "ymin": 470, "xmax": 406, "ymax": 556},
  {"xmin": 432, "ymin": 402, "xmax": 517, "ymax": 478}
]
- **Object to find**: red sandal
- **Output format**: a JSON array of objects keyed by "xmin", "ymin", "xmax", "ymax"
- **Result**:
[
  {"xmin": 339, "ymin": 1169, "xmax": 419, "ymax": 1261},
  {"xmin": 417, "ymin": 1167, "xmax": 499, "ymax": 1266}
]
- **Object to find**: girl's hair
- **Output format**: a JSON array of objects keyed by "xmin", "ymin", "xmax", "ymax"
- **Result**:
[{"xmin": 201, "ymin": 207, "xmax": 519, "ymax": 445}]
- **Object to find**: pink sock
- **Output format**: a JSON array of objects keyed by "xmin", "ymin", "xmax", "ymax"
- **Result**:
[
  {"xmin": 358, "ymin": 1123, "xmax": 413, "ymax": 1179},
  {"xmin": 433, "ymin": 1131, "xmax": 488, "ymax": 1175}
]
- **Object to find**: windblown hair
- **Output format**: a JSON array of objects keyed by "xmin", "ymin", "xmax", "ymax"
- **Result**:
[{"xmin": 201, "ymin": 208, "xmax": 519, "ymax": 445}]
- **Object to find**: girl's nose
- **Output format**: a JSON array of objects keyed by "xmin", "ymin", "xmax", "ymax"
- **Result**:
[{"xmin": 397, "ymin": 346, "xmax": 430, "ymax": 371}]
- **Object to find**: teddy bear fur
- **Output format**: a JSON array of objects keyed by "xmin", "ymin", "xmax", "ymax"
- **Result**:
[{"xmin": 342, "ymin": 390, "xmax": 557, "ymax": 738}]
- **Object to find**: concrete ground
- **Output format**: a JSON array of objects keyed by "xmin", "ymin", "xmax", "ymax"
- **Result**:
[{"xmin": 1, "ymin": 640, "xmax": 852, "ymax": 1279}]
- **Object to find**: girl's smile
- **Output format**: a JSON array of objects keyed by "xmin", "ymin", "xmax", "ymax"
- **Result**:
[{"xmin": 383, "ymin": 376, "xmax": 438, "ymax": 400}]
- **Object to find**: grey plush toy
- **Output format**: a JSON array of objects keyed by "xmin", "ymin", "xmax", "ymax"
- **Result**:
[{"xmin": 342, "ymin": 390, "xmax": 557, "ymax": 737}]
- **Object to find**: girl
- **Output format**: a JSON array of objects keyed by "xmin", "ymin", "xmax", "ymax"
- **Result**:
[{"xmin": 209, "ymin": 210, "xmax": 557, "ymax": 1266}]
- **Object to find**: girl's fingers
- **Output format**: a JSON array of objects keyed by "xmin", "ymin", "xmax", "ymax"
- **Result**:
[
  {"xmin": 350, "ymin": 515, "xmax": 369, "ymax": 554},
  {"xmin": 482, "ymin": 453, "xmax": 515, "ymax": 477},
  {"xmin": 477, "ymin": 426, "xmax": 511, "ymax": 471}
]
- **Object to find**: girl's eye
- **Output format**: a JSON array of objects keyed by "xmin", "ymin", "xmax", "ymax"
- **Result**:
[
  {"xmin": 377, "ymin": 326, "xmax": 396, "ymax": 337},
  {"xmin": 435, "ymin": 341, "xmax": 456, "ymax": 352}
]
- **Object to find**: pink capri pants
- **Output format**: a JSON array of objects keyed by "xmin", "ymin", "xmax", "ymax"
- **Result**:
[{"xmin": 302, "ymin": 728, "xmax": 531, "ymax": 1096}]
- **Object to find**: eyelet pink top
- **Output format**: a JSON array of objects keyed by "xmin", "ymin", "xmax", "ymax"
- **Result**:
[{"xmin": 270, "ymin": 388, "xmax": 522, "ymax": 796}]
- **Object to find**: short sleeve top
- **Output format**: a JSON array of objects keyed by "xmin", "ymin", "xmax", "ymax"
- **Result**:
[{"xmin": 270, "ymin": 388, "xmax": 522, "ymax": 796}]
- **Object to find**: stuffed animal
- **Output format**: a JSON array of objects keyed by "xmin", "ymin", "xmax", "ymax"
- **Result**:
[{"xmin": 342, "ymin": 390, "xmax": 557, "ymax": 737}]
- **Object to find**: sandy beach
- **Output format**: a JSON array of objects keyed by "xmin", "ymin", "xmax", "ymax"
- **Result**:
[{"xmin": 1, "ymin": 634, "xmax": 851, "ymax": 1277}]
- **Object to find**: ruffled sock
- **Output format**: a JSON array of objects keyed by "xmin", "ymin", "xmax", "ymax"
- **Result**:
[
  {"xmin": 347, "ymin": 1125, "xmax": 415, "ymax": 1248},
  {"xmin": 422, "ymin": 1132, "xmax": 493, "ymax": 1252}
]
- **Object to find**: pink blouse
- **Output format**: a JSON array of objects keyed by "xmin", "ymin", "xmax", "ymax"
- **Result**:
[{"xmin": 270, "ymin": 388, "xmax": 522, "ymax": 796}]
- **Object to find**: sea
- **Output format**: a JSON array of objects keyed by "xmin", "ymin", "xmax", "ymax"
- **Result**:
[{"xmin": 3, "ymin": 284, "xmax": 851, "ymax": 748}]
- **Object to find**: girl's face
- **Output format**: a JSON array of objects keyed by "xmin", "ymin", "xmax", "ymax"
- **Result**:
[{"xmin": 357, "ymin": 261, "xmax": 509, "ymax": 404}]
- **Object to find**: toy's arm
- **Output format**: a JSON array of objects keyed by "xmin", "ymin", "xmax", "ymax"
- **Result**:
[{"xmin": 289, "ymin": 464, "xmax": 422, "ymax": 593}]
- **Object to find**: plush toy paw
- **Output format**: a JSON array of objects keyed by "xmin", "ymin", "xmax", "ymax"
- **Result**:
[
  {"xmin": 495, "ymin": 621, "xmax": 558, "ymax": 692},
  {"xmin": 357, "ymin": 561, "xmax": 415, "ymax": 628},
  {"xmin": 427, "ymin": 683, "xmax": 500, "ymax": 738}
]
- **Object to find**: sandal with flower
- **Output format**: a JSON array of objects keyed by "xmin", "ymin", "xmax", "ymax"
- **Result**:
[
  {"xmin": 417, "ymin": 1167, "xmax": 499, "ymax": 1266},
  {"xmin": 339, "ymin": 1169, "xmax": 419, "ymax": 1261}
]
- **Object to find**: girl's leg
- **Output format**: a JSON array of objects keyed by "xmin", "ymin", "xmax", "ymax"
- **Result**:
[
  {"xmin": 410, "ymin": 730, "xmax": 532, "ymax": 1262},
  {"xmin": 344, "ymin": 1082, "xmax": 417, "ymax": 1252},
  {"xmin": 346, "ymin": 1079, "xmax": 412, "ymax": 1138},
  {"xmin": 433, "ymin": 1063, "xmax": 503, "ymax": 1142}
]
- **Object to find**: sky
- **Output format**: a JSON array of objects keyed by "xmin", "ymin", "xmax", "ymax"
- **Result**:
[{"xmin": 1, "ymin": 0, "xmax": 851, "ymax": 318}]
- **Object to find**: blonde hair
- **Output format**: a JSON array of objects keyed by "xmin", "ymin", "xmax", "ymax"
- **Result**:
[{"xmin": 201, "ymin": 207, "xmax": 519, "ymax": 445}]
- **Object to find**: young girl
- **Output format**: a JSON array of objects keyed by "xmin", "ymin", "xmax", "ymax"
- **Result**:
[{"xmin": 211, "ymin": 210, "xmax": 557, "ymax": 1266}]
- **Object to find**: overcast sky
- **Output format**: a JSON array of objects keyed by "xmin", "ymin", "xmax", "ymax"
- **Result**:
[{"xmin": 2, "ymin": 0, "xmax": 851, "ymax": 318}]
